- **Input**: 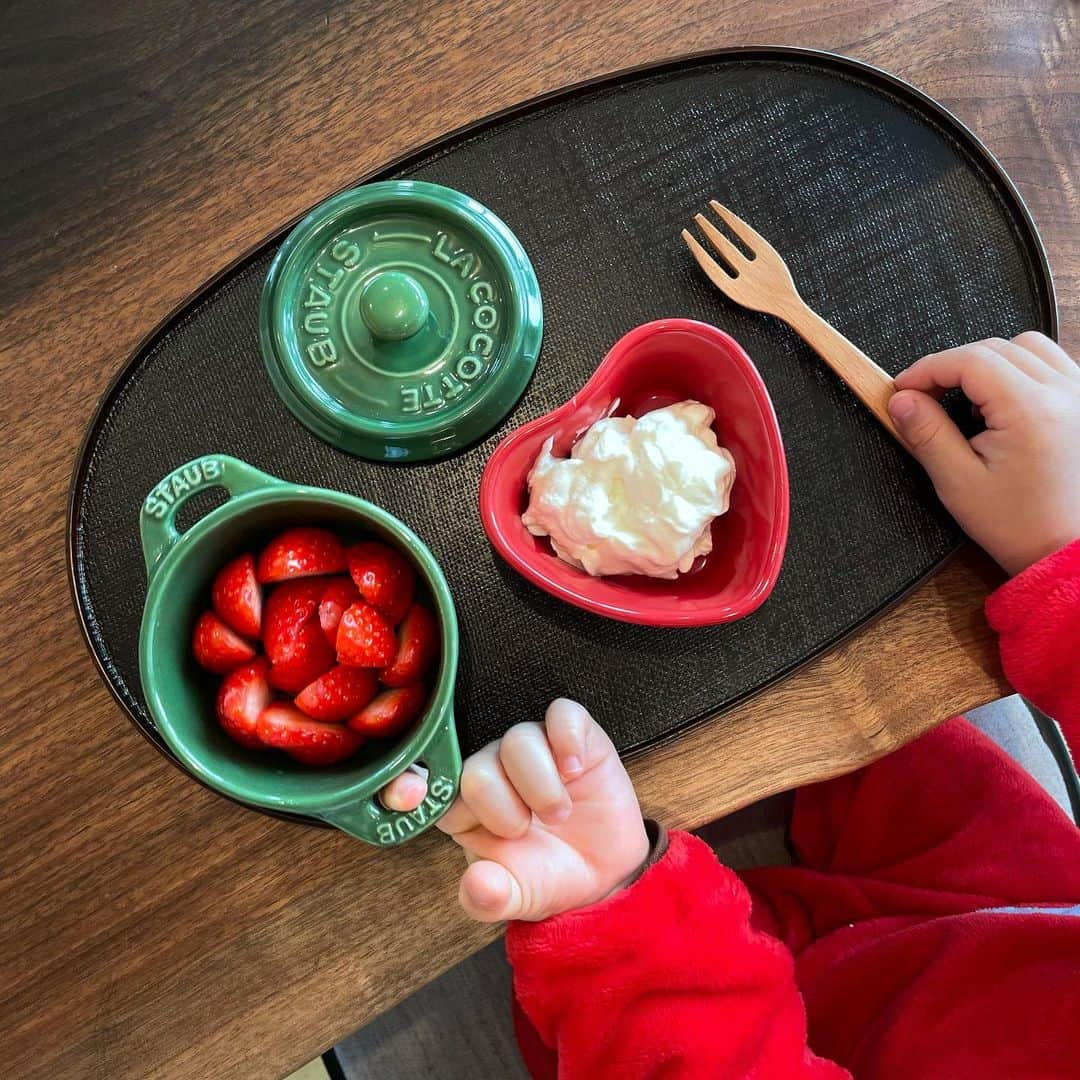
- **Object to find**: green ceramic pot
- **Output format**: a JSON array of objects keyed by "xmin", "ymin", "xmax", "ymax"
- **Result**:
[
  {"xmin": 137, "ymin": 454, "xmax": 461, "ymax": 846},
  {"xmin": 259, "ymin": 181, "xmax": 543, "ymax": 463}
]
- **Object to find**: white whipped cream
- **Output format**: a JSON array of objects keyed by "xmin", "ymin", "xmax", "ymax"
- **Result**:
[{"xmin": 521, "ymin": 401, "xmax": 736, "ymax": 579}]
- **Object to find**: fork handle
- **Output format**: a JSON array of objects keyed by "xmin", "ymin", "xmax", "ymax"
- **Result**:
[{"xmin": 781, "ymin": 300, "xmax": 901, "ymax": 440}]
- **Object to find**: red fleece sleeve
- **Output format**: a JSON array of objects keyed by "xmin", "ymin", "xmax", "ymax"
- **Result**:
[
  {"xmin": 505, "ymin": 830, "xmax": 847, "ymax": 1079},
  {"xmin": 986, "ymin": 537, "xmax": 1080, "ymax": 756}
]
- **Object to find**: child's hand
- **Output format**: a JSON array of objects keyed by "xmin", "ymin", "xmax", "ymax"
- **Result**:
[
  {"xmin": 888, "ymin": 332, "xmax": 1080, "ymax": 574},
  {"xmin": 426, "ymin": 699, "xmax": 649, "ymax": 923}
]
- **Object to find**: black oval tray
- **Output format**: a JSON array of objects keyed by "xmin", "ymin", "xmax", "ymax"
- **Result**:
[{"xmin": 69, "ymin": 47, "xmax": 1055, "ymax": 823}]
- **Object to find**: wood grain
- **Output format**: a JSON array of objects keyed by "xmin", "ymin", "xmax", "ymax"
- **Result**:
[{"xmin": 1, "ymin": 1, "xmax": 1075, "ymax": 1077}]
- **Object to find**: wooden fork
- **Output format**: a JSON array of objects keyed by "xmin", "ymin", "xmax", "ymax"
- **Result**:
[{"xmin": 683, "ymin": 200, "xmax": 900, "ymax": 439}]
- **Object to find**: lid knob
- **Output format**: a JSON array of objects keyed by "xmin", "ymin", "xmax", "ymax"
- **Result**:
[
  {"xmin": 260, "ymin": 181, "xmax": 542, "ymax": 461},
  {"xmin": 358, "ymin": 271, "xmax": 430, "ymax": 341}
]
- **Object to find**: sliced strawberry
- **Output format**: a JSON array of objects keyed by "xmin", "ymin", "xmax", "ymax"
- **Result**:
[
  {"xmin": 268, "ymin": 622, "xmax": 336, "ymax": 693},
  {"xmin": 192, "ymin": 611, "xmax": 257, "ymax": 675},
  {"xmin": 216, "ymin": 658, "xmax": 271, "ymax": 749},
  {"xmin": 380, "ymin": 603, "xmax": 439, "ymax": 687},
  {"xmin": 349, "ymin": 683, "xmax": 428, "ymax": 739},
  {"xmin": 212, "ymin": 552, "xmax": 262, "ymax": 639},
  {"xmin": 346, "ymin": 541, "xmax": 415, "ymax": 625},
  {"xmin": 336, "ymin": 602, "xmax": 397, "ymax": 668},
  {"xmin": 257, "ymin": 527, "xmax": 346, "ymax": 584},
  {"xmin": 318, "ymin": 576, "xmax": 361, "ymax": 647},
  {"xmin": 264, "ymin": 579, "xmax": 335, "ymax": 692},
  {"xmin": 295, "ymin": 665, "xmax": 379, "ymax": 722},
  {"xmin": 257, "ymin": 702, "xmax": 364, "ymax": 766},
  {"xmin": 263, "ymin": 578, "xmax": 325, "ymax": 658}
]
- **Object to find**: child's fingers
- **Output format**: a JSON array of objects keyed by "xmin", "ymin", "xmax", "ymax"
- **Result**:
[
  {"xmin": 544, "ymin": 697, "xmax": 611, "ymax": 779},
  {"xmin": 378, "ymin": 766, "xmax": 429, "ymax": 812},
  {"xmin": 439, "ymin": 700, "xmax": 612, "ymax": 842},
  {"xmin": 894, "ymin": 342, "xmax": 1031, "ymax": 405},
  {"xmin": 436, "ymin": 795, "xmax": 480, "ymax": 837},
  {"xmin": 887, "ymin": 389, "xmax": 982, "ymax": 491},
  {"xmin": 499, "ymin": 722, "xmax": 572, "ymax": 825},
  {"xmin": 1013, "ymin": 331, "xmax": 1077, "ymax": 376},
  {"xmin": 544, "ymin": 697, "xmax": 591, "ymax": 777},
  {"xmin": 458, "ymin": 859, "xmax": 524, "ymax": 923},
  {"xmin": 454, "ymin": 743, "xmax": 533, "ymax": 839},
  {"xmin": 983, "ymin": 337, "xmax": 1059, "ymax": 383}
]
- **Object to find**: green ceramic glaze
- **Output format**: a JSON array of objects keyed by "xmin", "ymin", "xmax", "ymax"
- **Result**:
[
  {"xmin": 138, "ymin": 454, "xmax": 461, "ymax": 846},
  {"xmin": 359, "ymin": 270, "xmax": 430, "ymax": 341},
  {"xmin": 260, "ymin": 181, "xmax": 543, "ymax": 462}
]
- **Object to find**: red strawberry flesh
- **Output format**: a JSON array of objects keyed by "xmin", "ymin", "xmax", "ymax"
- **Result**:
[
  {"xmin": 318, "ymin": 577, "xmax": 361, "ymax": 647},
  {"xmin": 192, "ymin": 611, "xmax": 256, "ymax": 675},
  {"xmin": 263, "ymin": 578, "xmax": 326, "ymax": 660},
  {"xmin": 349, "ymin": 683, "xmax": 427, "ymax": 739},
  {"xmin": 380, "ymin": 603, "xmax": 439, "ymax": 687},
  {"xmin": 268, "ymin": 622, "xmax": 335, "ymax": 693},
  {"xmin": 257, "ymin": 703, "xmax": 364, "ymax": 766},
  {"xmin": 295, "ymin": 665, "xmax": 379, "ymax": 722},
  {"xmin": 346, "ymin": 541, "xmax": 415, "ymax": 625},
  {"xmin": 336, "ymin": 602, "xmax": 397, "ymax": 668},
  {"xmin": 257, "ymin": 527, "xmax": 346, "ymax": 584},
  {"xmin": 216, "ymin": 658, "xmax": 271, "ymax": 749},
  {"xmin": 211, "ymin": 552, "xmax": 262, "ymax": 639},
  {"xmin": 263, "ymin": 578, "xmax": 335, "ymax": 692}
]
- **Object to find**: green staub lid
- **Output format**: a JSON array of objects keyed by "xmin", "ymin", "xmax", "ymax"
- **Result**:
[{"xmin": 260, "ymin": 181, "xmax": 543, "ymax": 461}]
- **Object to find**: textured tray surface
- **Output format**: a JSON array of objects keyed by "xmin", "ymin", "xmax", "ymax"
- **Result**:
[{"xmin": 71, "ymin": 50, "xmax": 1053, "ymax": 781}]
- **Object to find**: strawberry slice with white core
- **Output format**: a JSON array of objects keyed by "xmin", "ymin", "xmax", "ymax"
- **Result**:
[
  {"xmin": 192, "ymin": 611, "xmax": 256, "ymax": 675},
  {"xmin": 318, "ymin": 577, "xmax": 361, "ymax": 648},
  {"xmin": 380, "ymin": 603, "xmax": 439, "ymax": 687},
  {"xmin": 216, "ymin": 658, "xmax": 271, "ymax": 749},
  {"xmin": 349, "ymin": 683, "xmax": 428, "ymax": 740},
  {"xmin": 211, "ymin": 552, "xmax": 262, "ymax": 639}
]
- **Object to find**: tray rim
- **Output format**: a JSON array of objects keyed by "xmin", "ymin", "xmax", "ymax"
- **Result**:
[{"xmin": 66, "ymin": 44, "xmax": 1059, "ymax": 826}]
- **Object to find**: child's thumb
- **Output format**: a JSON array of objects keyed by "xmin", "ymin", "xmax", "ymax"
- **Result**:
[
  {"xmin": 887, "ymin": 388, "xmax": 977, "ymax": 490},
  {"xmin": 459, "ymin": 860, "xmax": 524, "ymax": 923}
]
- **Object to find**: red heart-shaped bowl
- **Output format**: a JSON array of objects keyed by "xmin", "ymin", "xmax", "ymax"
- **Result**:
[{"xmin": 479, "ymin": 319, "xmax": 789, "ymax": 626}]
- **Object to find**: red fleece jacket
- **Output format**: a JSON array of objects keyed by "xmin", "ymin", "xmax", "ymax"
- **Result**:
[{"xmin": 507, "ymin": 539, "xmax": 1080, "ymax": 1079}]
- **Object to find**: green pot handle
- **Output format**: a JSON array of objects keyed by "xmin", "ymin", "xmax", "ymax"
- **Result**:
[
  {"xmin": 321, "ymin": 712, "xmax": 462, "ymax": 846},
  {"xmin": 140, "ymin": 455, "xmax": 286, "ymax": 581}
]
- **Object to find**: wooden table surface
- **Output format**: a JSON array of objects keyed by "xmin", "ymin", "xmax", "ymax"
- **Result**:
[{"xmin": 2, "ymin": 1, "xmax": 1075, "ymax": 1076}]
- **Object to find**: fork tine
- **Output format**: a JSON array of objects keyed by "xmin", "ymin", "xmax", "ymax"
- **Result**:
[
  {"xmin": 708, "ymin": 199, "xmax": 774, "ymax": 256},
  {"xmin": 693, "ymin": 212, "xmax": 745, "ymax": 273},
  {"xmin": 681, "ymin": 229, "xmax": 737, "ymax": 292}
]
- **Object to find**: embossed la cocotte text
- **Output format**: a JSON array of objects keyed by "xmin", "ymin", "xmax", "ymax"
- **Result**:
[
  {"xmin": 293, "ymin": 228, "xmax": 503, "ymax": 414},
  {"xmin": 399, "ymin": 247, "xmax": 501, "ymax": 415}
]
